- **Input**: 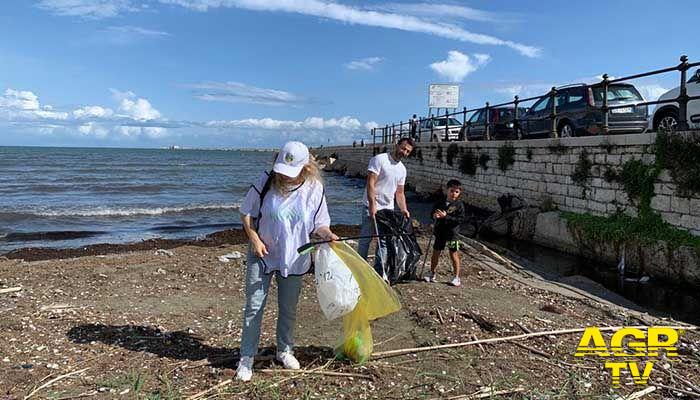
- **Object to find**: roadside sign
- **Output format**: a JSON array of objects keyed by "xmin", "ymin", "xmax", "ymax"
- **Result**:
[{"xmin": 429, "ymin": 84, "xmax": 460, "ymax": 109}]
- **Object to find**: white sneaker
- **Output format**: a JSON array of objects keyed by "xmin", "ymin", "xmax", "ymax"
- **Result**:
[
  {"xmin": 451, "ymin": 276, "xmax": 461, "ymax": 287},
  {"xmin": 276, "ymin": 351, "xmax": 300, "ymax": 370},
  {"xmin": 236, "ymin": 356, "xmax": 254, "ymax": 381},
  {"xmin": 423, "ymin": 272, "xmax": 437, "ymax": 283}
]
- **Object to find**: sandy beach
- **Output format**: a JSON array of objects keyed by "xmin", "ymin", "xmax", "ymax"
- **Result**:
[{"xmin": 1, "ymin": 227, "xmax": 698, "ymax": 399}]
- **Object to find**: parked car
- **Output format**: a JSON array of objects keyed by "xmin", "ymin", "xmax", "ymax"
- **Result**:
[
  {"xmin": 651, "ymin": 68, "xmax": 700, "ymax": 133},
  {"xmin": 420, "ymin": 117, "xmax": 463, "ymax": 141},
  {"xmin": 462, "ymin": 107, "xmax": 528, "ymax": 140},
  {"xmin": 519, "ymin": 83, "xmax": 648, "ymax": 138}
]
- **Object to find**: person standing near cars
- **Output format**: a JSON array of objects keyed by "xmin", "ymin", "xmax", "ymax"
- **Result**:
[
  {"xmin": 358, "ymin": 138, "xmax": 414, "ymax": 276},
  {"xmin": 410, "ymin": 114, "xmax": 419, "ymax": 140}
]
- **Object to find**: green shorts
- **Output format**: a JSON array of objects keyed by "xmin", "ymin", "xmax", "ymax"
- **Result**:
[{"xmin": 434, "ymin": 236, "xmax": 460, "ymax": 251}]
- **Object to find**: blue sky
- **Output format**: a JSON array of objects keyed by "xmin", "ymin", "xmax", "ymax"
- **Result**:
[{"xmin": 0, "ymin": 0, "xmax": 697, "ymax": 148}]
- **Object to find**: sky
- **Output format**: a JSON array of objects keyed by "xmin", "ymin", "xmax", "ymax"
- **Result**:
[{"xmin": 0, "ymin": 0, "xmax": 698, "ymax": 148}]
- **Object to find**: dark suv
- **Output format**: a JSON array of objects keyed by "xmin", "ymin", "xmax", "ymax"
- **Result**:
[
  {"xmin": 462, "ymin": 107, "xmax": 528, "ymax": 140},
  {"xmin": 520, "ymin": 83, "xmax": 648, "ymax": 138}
]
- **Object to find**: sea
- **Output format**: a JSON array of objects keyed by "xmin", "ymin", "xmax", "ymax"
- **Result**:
[{"xmin": 0, "ymin": 146, "xmax": 371, "ymax": 254}]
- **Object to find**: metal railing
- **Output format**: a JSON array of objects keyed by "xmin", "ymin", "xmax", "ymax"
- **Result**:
[{"xmin": 370, "ymin": 55, "xmax": 700, "ymax": 145}]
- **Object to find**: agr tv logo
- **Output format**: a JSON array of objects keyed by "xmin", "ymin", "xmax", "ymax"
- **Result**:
[{"xmin": 575, "ymin": 327, "xmax": 682, "ymax": 387}]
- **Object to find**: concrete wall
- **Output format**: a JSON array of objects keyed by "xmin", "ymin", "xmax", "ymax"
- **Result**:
[{"xmin": 316, "ymin": 132, "xmax": 700, "ymax": 236}]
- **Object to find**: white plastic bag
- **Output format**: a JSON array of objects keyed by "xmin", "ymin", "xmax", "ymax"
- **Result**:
[{"xmin": 314, "ymin": 243, "xmax": 361, "ymax": 320}]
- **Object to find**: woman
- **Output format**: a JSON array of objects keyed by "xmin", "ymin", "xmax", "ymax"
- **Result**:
[{"xmin": 237, "ymin": 141, "xmax": 338, "ymax": 381}]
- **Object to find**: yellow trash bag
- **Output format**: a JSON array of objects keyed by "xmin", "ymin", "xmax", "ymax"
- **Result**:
[{"xmin": 329, "ymin": 241, "xmax": 401, "ymax": 363}]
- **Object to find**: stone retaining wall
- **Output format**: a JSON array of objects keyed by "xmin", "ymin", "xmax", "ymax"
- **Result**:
[{"xmin": 316, "ymin": 132, "xmax": 700, "ymax": 236}]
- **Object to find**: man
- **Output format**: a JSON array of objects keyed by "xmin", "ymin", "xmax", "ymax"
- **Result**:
[
  {"xmin": 409, "ymin": 114, "xmax": 418, "ymax": 140},
  {"xmin": 358, "ymin": 137, "xmax": 414, "ymax": 275}
]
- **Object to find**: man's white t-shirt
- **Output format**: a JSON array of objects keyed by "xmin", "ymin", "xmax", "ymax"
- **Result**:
[
  {"xmin": 363, "ymin": 152, "xmax": 407, "ymax": 211},
  {"xmin": 240, "ymin": 172, "xmax": 330, "ymax": 277}
]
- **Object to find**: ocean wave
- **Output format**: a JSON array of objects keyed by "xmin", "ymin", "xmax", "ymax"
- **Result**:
[{"xmin": 0, "ymin": 203, "xmax": 241, "ymax": 219}]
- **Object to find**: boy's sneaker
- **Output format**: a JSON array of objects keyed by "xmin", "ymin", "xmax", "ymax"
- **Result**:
[
  {"xmin": 451, "ymin": 276, "xmax": 461, "ymax": 287},
  {"xmin": 423, "ymin": 272, "xmax": 437, "ymax": 283},
  {"xmin": 236, "ymin": 356, "xmax": 254, "ymax": 381},
  {"xmin": 276, "ymin": 351, "xmax": 301, "ymax": 370}
]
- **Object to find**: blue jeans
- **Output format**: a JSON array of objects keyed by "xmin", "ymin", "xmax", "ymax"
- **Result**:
[
  {"xmin": 358, "ymin": 208, "xmax": 388, "ymax": 278},
  {"xmin": 240, "ymin": 252, "xmax": 303, "ymax": 357}
]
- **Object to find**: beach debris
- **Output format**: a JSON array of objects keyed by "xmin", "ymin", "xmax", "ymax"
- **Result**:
[
  {"xmin": 218, "ymin": 251, "xmax": 243, "ymax": 263},
  {"xmin": 155, "ymin": 268, "xmax": 167, "ymax": 275},
  {"xmin": 0, "ymin": 287, "xmax": 22, "ymax": 294},
  {"xmin": 23, "ymin": 367, "xmax": 90, "ymax": 400},
  {"xmin": 155, "ymin": 249, "xmax": 174, "ymax": 257}
]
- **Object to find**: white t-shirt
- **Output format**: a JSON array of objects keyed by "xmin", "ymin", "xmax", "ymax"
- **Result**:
[
  {"xmin": 240, "ymin": 172, "xmax": 331, "ymax": 277},
  {"xmin": 363, "ymin": 152, "xmax": 407, "ymax": 211}
]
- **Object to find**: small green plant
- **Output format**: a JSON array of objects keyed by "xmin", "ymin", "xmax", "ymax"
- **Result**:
[
  {"xmin": 601, "ymin": 139, "xmax": 616, "ymax": 154},
  {"xmin": 526, "ymin": 148, "xmax": 533, "ymax": 161},
  {"xmin": 571, "ymin": 149, "xmax": 593, "ymax": 187},
  {"xmin": 446, "ymin": 143, "xmax": 459, "ymax": 166},
  {"xmin": 603, "ymin": 166, "xmax": 619, "ymax": 183},
  {"xmin": 435, "ymin": 144, "xmax": 443, "ymax": 163},
  {"xmin": 547, "ymin": 142, "xmax": 568, "ymax": 155},
  {"xmin": 459, "ymin": 150, "xmax": 477, "ymax": 175},
  {"xmin": 540, "ymin": 196, "xmax": 558, "ymax": 212},
  {"xmin": 497, "ymin": 142, "xmax": 516, "ymax": 172},
  {"xmin": 618, "ymin": 159, "xmax": 660, "ymax": 214},
  {"xmin": 563, "ymin": 211, "xmax": 700, "ymax": 251},
  {"xmin": 655, "ymin": 132, "xmax": 700, "ymax": 196},
  {"xmin": 478, "ymin": 153, "xmax": 491, "ymax": 170}
]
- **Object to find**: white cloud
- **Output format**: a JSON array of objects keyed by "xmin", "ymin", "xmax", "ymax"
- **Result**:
[
  {"xmin": 1, "ymin": 87, "xmax": 171, "ymax": 139},
  {"xmin": 206, "ymin": 116, "xmax": 365, "ymax": 131},
  {"xmin": 156, "ymin": 0, "xmax": 541, "ymax": 57},
  {"xmin": 183, "ymin": 81, "xmax": 310, "ymax": 106},
  {"xmin": 430, "ymin": 51, "xmax": 490, "ymax": 82},
  {"xmin": 374, "ymin": 3, "xmax": 500, "ymax": 23},
  {"xmin": 118, "ymin": 97, "xmax": 162, "ymax": 120},
  {"xmin": 345, "ymin": 57, "xmax": 383, "ymax": 71},
  {"xmin": 104, "ymin": 25, "xmax": 170, "ymax": 36},
  {"xmin": 36, "ymin": 0, "xmax": 140, "ymax": 19}
]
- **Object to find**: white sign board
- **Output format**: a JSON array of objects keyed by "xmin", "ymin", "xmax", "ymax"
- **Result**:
[{"xmin": 429, "ymin": 84, "xmax": 460, "ymax": 108}]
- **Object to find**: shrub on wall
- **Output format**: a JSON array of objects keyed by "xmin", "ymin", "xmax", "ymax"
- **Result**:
[
  {"xmin": 497, "ymin": 142, "xmax": 516, "ymax": 172},
  {"xmin": 526, "ymin": 148, "xmax": 533, "ymax": 161},
  {"xmin": 478, "ymin": 153, "xmax": 491, "ymax": 170},
  {"xmin": 459, "ymin": 150, "xmax": 477, "ymax": 176},
  {"xmin": 655, "ymin": 132, "xmax": 700, "ymax": 196},
  {"xmin": 446, "ymin": 143, "xmax": 459, "ymax": 166},
  {"xmin": 571, "ymin": 149, "xmax": 592, "ymax": 188},
  {"xmin": 435, "ymin": 144, "xmax": 443, "ymax": 163}
]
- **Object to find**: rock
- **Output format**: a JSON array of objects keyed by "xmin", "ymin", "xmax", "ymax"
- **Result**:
[
  {"xmin": 218, "ymin": 251, "xmax": 243, "ymax": 263},
  {"xmin": 155, "ymin": 249, "xmax": 174, "ymax": 257}
]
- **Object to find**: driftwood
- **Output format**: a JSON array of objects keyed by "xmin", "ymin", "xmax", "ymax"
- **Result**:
[
  {"xmin": 436, "ymin": 308, "xmax": 445, "ymax": 324},
  {"xmin": 442, "ymin": 387, "xmax": 525, "ymax": 400},
  {"xmin": 656, "ymin": 384, "xmax": 700, "ymax": 398},
  {"xmin": 186, "ymin": 379, "xmax": 232, "ymax": 400},
  {"xmin": 24, "ymin": 368, "xmax": 90, "ymax": 400},
  {"xmin": 459, "ymin": 310, "xmax": 498, "ymax": 332},
  {"xmin": 372, "ymin": 325, "xmax": 697, "ymax": 359},
  {"xmin": 0, "ymin": 287, "xmax": 22, "ymax": 294},
  {"xmin": 512, "ymin": 342, "xmax": 551, "ymax": 358},
  {"xmin": 621, "ymin": 386, "xmax": 657, "ymax": 400}
]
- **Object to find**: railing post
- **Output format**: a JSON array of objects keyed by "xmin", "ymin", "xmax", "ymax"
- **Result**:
[
  {"xmin": 550, "ymin": 87, "xmax": 558, "ymax": 138},
  {"xmin": 372, "ymin": 128, "xmax": 376, "ymax": 148},
  {"xmin": 444, "ymin": 110, "xmax": 449, "ymax": 141},
  {"xmin": 430, "ymin": 115, "xmax": 436, "ymax": 142},
  {"xmin": 602, "ymin": 74, "xmax": 609, "ymax": 135},
  {"xmin": 418, "ymin": 118, "xmax": 423, "ymax": 142},
  {"xmin": 399, "ymin": 121, "xmax": 403, "ymax": 139},
  {"xmin": 384, "ymin": 125, "xmax": 389, "ymax": 144},
  {"xmin": 678, "ymin": 54, "xmax": 690, "ymax": 131},
  {"xmin": 462, "ymin": 107, "xmax": 468, "ymax": 142},
  {"xmin": 513, "ymin": 95, "xmax": 520, "ymax": 139},
  {"xmin": 484, "ymin": 102, "xmax": 491, "ymax": 140}
]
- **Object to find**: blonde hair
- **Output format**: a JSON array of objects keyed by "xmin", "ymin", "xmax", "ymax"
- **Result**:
[{"xmin": 271, "ymin": 155, "xmax": 322, "ymax": 195}]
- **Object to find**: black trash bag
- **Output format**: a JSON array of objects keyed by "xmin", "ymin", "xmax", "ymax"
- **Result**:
[
  {"xmin": 497, "ymin": 193, "xmax": 527, "ymax": 214},
  {"xmin": 374, "ymin": 209, "xmax": 423, "ymax": 284}
]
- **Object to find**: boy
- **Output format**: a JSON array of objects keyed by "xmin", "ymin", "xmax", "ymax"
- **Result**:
[{"xmin": 424, "ymin": 179, "xmax": 465, "ymax": 286}]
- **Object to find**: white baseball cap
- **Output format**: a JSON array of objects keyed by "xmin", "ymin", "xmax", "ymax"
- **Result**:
[{"xmin": 273, "ymin": 141, "xmax": 310, "ymax": 178}]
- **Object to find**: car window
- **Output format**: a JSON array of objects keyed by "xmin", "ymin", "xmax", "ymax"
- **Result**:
[
  {"xmin": 468, "ymin": 111, "xmax": 481, "ymax": 123},
  {"xmin": 592, "ymin": 85, "xmax": 643, "ymax": 102},
  {"xmin": 532, "ymin": 97, "xmax": 551, "ymax": 112},
  {"xmin": 555, "ymin": 92, "xmax": 568, "ymax": 107},
  {"xmin": 567, "ymin": 87, "xmax": 585, "ymax": 104},
  {"xmin": 689, "ymin": 70, "xmax": 700, "ymax": 84}
]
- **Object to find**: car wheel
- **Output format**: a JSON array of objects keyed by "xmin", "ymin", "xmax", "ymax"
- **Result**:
[
  {"xmin": 559, "ymin": 122, "xmax": 575, "ymax": 138},
  {"xmin": 656, "ymin": 110, "xmax": 679, "ymax": 134}
]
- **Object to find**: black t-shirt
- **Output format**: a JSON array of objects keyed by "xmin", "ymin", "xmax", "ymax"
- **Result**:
[{"xmin": 431, "ymin": 197, "xmax": 465, "ymax": 239}]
